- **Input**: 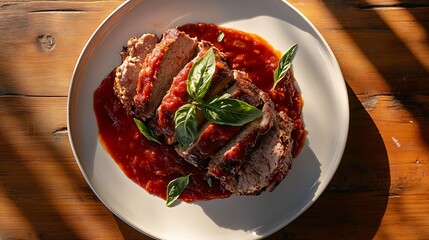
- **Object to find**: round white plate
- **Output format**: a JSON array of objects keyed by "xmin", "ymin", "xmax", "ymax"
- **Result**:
[{"xmin": 67, "ymin": 0, "xmax": 349, "ymax": 239}]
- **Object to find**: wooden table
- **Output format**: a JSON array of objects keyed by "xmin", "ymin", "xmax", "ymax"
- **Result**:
[{"xmin": 1, "ymin": 0, "xmax": 428, "ymax": 239}]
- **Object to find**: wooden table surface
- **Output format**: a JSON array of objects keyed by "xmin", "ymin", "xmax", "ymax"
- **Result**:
[{"xmin": 1, "ymin": 0, "xmax": 428, "ymax": 239}]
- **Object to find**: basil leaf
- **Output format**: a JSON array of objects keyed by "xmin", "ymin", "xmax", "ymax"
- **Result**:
[
  {"xmin": 187, "ymin": 48, "xmax": 216, "ymax": 101},
  {"xmin": 166, "ymin": 173, "xmax": 191, "ymax": 207},
  {"xmin": 207, "ymin": 177, "xmax": 212, "ymax": 187},
  {"xmin": 203, "ymin": 97, "xmax": 263, "ymax": 126},
  {"xmin": 217, "ymin": 31, "xmax": 225, "ymax": 42},
  {"xmin": 174, "ymin": 103, "xmax": 198, "ymax": 147},
  {"xmin": 272, "ymin": 44, "xmax": 297, "ymax": 90},
  {"xmin": 133, "ymin": 118, "xmax": 161, "ymax": 144}
]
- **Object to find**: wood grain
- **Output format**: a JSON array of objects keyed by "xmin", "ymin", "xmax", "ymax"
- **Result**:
[
  {"xmin": 0, "ymin": 1, "xmax": 123, "ymax": 96},
  {"xmin": 0, "ymin": 0, "xmax": 428, "ymax": 239}
]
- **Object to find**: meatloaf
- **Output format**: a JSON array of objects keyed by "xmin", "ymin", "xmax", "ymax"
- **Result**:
[
  {"xmin": 114, "ymin": 33, "xmax": 158, "ymax": 115},
  {"xmin": 207, "ymin": 71, "xmax": 276, "ymax": 178},
  {"xmin": 112, "ymin": 27, "xmax": 299, "ymax": 197},
  {"xmin": 133, "ymin": 29, "xmax": 198, "ymax": 120},
  {"xmin": 221, "ymin": 111, "xmax": 294, "ymax": 195},
  {"xmin": 150, "ymin": 41, "xmax": 233, "ymax": 144},
  {"xmin": 176, "ymin": 70, "xmax": 272, "ymax": 167}
]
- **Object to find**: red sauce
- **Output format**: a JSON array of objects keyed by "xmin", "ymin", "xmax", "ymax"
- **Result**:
[
  {"xmin": 189, "ymin": 124, "xmax": 242, "ymax": 164},
  {"xmin": 93, "ymin": 23, "xmax": 305, "ymax": 202},
  {"xmin": 94, "ymin": 70, "xmax": 231, "ymax": 201},
  {"xmin": 135, "ymin": 48, "xmax": 163, "ymax": 104}
]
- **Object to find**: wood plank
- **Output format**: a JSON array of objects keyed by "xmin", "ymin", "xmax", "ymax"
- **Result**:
[
  {"xmin": 0, "ymin": 1, "xmax": 123, "ymax": 97},
  {"xmin": 273, "ymin": 191, "xmax": 429, "ymax": 239},
  {"xmin": 0, "ymin": 89, "xmax": 427, "ymax": 239},
  {"xmin": 0, "ymin": 96, "xmax": 144, "ymax": 240},
  {"xmin": 1, "ymin": 1, "xmax": 428, "ymax": 97},
  {"xmin": 292, "ymin": 1, "xmax": 429, "ymax": 94}
]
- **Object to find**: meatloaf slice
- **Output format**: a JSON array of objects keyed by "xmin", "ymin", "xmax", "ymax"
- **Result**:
[
  {"xmin": 221, "ymin": 111, "xmax": 294, "ymax": 195},
  {"xmin": 151, "ymin": 41, "xmax": 233, "ymax": 144},
  {"xmin": 134, "ymin": 29, "xmax": 198, "ymax": 120},
  {"xmin": 207, "ymin": 83, "xmax": 275, "ymax": 178},
  {"xmin": 114, "ymin": 33, "xmax": 158, "ymax": 115},
  {"xmin": 178, "ymin": 71, "xmax": 274, "ymax": 167}
]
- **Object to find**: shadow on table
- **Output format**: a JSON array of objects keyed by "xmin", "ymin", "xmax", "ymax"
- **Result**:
[
  {"xmin": 0, "ymin": 67, "xmax": 84, "ymax": 238},
  {"xmin": 272, "ymin": 83, "xmax": 390, "ymax": 239},
  {"xmin": 114, "ymin": 215, "xmax": 154, "ymax": 240},
  {"xmin": 323, "ymin": 0, "xmax": 429, "ymax": 145},
  {"xmin": 0, "ymin": 65, "xmax": 112, "ymax": 239}
]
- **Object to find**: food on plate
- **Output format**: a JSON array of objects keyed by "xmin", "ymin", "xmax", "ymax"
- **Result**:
[
  {"xmin": 93, "ymin": 23, "xmax": 305, "ymax": 206},
  {"xmin": 150, "ymin": 40, "xmax": 234, "ymax": 145},
  {"xmin": 114, "ymin": 33, "xmax": 159, "ymax": 115},
  {"xmin": 133, "ymin": 29, "xmax": 198, "ymax": 120},
  {"xmin": 176, "ymin": 70, "xmax": 266, "ymax": 166},
  {"xmin": 221, "ymin": 111, "xmax": 294, "ymax": 195}
]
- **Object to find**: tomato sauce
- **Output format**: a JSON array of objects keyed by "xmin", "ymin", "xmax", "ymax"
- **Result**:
[
  {"xmin": 93, "ymin": 23, "xmax": 305, "ymax": 202},
  {"xmin": 94, "ymin": 70, "xmax": 231, "ymax": 201}
]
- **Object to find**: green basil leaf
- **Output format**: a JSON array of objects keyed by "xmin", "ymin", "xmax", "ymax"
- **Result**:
[
  {"xmin": 174, "ymin": 103, "xmax": 198, "ymax": 147},
  {"xmin": 203, "ymin": 97, "xmax": 263, "ymax": 126},
  {"xmin": 133, "ymin": 118, "xmax": 161, "ymax": 144},
  {"xmin": 166, "ymin": 173, "xmax": 191, "ymax": 207},
  {"xmin": 217, "ymin": 31, "xmax": 225, "ymax": 42},
  {"xmin": 207, "ymin": 177, "xmax": 212, "ymax": 187},
  {"xmin": 204, "ymin": 92, "xmax": 231, "ymax": 105},
  {"xmin": 272, "ymin": 44, "xmax": 297, "ymax": 90},
  {"xmin": 187, "ymin": 48, "xmax": 216, "ymax": 101}
]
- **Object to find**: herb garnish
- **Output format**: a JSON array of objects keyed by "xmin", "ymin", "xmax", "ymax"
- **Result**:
[
  {"xmin": 133, "ymin": 118, "xmax": 161, "ymax": 144},
  {"xmin": 272, "ymin": 44, "xmax": 297, "ymax": 90},
  {"xmin": 217, "ymin": 31, "xmax": 225, "ymax": 42},
  {"xmin": 187, "ymin": 48, "xmax": 216, "ymax": 101},
  {"xmin": 203, "ymin": 94, "xmax": 263, "ymax": 126},
  {"xmin": 207, "ymin": 177, "xmax": 212, "ymax": 187},
  {"xmin": 166, "ymin": 173, "xmax": 191, "ymax": 207},
  {"xmin": 174, "ymin": 103, "xmax": 198, "ymax": 148},
  {"xmin": 174, "ymin": 48, "xmax": 263, "ymax": 147}
]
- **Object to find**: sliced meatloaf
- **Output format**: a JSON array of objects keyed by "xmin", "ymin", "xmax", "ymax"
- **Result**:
[
  {"xmin": 207, "ymin": 79, "xmax": 276, "ymax": 178},
  {"xmin": 134, "ymin": 29, "xmax": 198, "ymax": 120},
  {"xmin": 176, "ymin": 122, "xmax": 243, "ymax": 167},
  {"xmin": 114, "ymin": 33, "xmax": 158, "ymax": 115},
  {"xmin": 151, "ymin": 41, "xmax": 233, "ymax": 144},
  {"xmin": 221, "ymin": 111, "xmax": 294, "ymax": 195},
  {"xmin": 178, "ymin": 71, "xmax": 274, "ymax": 167}
]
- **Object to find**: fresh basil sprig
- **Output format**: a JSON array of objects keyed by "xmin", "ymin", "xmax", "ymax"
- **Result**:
[
  {"xmin": 272, "ymin": 44, "xmax": 297, "ymax": 90},
  {"xmin": 217, "ymin": 31, "xmax": 225, "ymax": 42},
  {"xmin": 187, "ymin": 48, "xmax": 216, "ymax": 101},
  {"xmin": 174, "ymin": 48, "xmax": 263, "ymax": 147},
  {"xmin": 207, "ymin": 177, "xmax": 212, "ymax": 187},
  {"xmin": 166, "ymin": 173, "xmax": 191, "ymax": 207},
  {"xmin": 203, "ymin": 95, "xmax": 263, "ymax": 126},
  {"xmin": 174, "ymin": 104, "xmax": 198, "ymax": 148},
  {"xmin": 133, "ymin": 118, "xmax": 161, "ymax": 144}
]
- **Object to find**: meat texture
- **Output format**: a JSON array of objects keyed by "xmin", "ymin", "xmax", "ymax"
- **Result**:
[
  {"xmin": 207, "ymin": 71, "xmax": 276, "ymax": 178},
  {"xmin": 221, "ymin": 111, "xmax": 294, "ymax": 195},
  {"xmin": 134, "ymin": 29, "xmax": 198, "ymax": 120},
  {"xmin": 114, "ymin": 33, "xmax": 158, "ymax": 115},
  {"xmin": 151, "ymin": 41, "xmax": 233, "ymax": 144}
]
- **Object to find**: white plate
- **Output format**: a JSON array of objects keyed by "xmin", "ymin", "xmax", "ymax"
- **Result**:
[{"xmin": 67, "ymin": 0, "xmax": 349, "ymax": 239}]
